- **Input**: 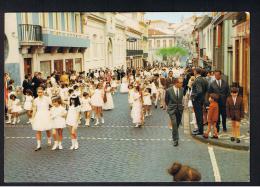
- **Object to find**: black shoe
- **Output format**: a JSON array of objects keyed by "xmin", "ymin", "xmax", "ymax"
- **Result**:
[
  {"xmin": 236, "ymin": 139, "xmax": 240, "ymax": 143},
  {"xmin": 173, "ymin": 141, "xmax": 179, "ymax": 147},
  {"xmin": 211, "ymin": 136, "xmax": 218, "ymax": 139},
  {"xmin": 34, "ymin": 147, "xmax": 41, "ymax": 151},
  {"xmin": 155, "ymin": 105, "xmax": 157, "ymax": 109},
  {"xmin": 231, "ymin": 137, "xmax": 235, "ymax": 142},
  {"xmin": 192, "ymin": 129, "xmax": 199, "ymax": 133},
  {"xmin": 223, "ymin": 129, "xmax": 227, "ymax": 133}
]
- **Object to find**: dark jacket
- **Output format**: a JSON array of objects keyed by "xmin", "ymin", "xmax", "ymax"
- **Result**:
[
  {"xmin": 226, "ymin": 96, "xmax": 244, "ymax": 121},
  {"xmin": 165, "ymin": 87, "xmax": 184, "ymax": 115},
  {"xmin": 166, "ymin": 77, "xmax": 174, "ymax": 89},
  {"xmin": 208, "ymin": 79, "xmax": 229, "ymax": 107},
  {"xmin": 191, "ymin": 76, "xmax": 208, "ymax": 104},
  {"xmin": 22, "ymin": 79, "xmax": 32, "ymax": 95}
]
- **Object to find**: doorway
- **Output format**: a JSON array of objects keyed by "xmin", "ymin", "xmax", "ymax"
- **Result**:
[
  {"xmin": 65, "ymin": 59, "xmax": 73, "ymax": 73},
  {"xmin": 24, "ymin": 58, "xmax": 32, "ymax": 76},
  {"xmin": 54, "ymin": 60, "xmax": 63, "ymax": 74}
]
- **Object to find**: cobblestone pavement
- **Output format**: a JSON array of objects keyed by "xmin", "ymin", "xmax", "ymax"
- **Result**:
[{"xmin": 4, "ymin": 92, "xmax": 249, "ymax": 182}]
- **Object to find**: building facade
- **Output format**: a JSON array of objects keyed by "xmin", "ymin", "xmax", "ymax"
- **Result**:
[{"xmin": 5, "ymin": 12, "xmax": 90, "ymax": 84}]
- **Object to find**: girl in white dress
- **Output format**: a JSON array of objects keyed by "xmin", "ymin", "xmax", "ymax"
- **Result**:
[
  {"xmin": 89, "ymin": 82, "xmax": 96, "ymax": 120},
  {"xmin": 10, "ymin": 94, "xmax": 23, "ymax": 124},
  {"xmin": 66, "ymin": 94, "xmax": 81, "ymax": 150},
  {"xmin": 23, "ymin": 89, "xmax": 34, "ymax": 124},
  {"xmin": 111, "ymin": 77, "xmax": 118, "ymax": 95},
  {"xmin": 32, "ymin": 87, "xmax": 53, "ymax": 151},
  {"xmin": 120, "ymin": 76, "xmax": 129, "ymax": 93},
  {"xmin": 50, "ymin": 97, "xmax": 67, "ymax": 150},
  {"xmin": 103, "ymin": 82, "xmax": 114, "ymax": 110},
  {"xmin": 128, "ymin": 84, "xmax": 134, "ymax": 110},
  {"xmin": 131, "ymin": 86, "xmax": 143, "ymax": 128},
  {"xmin": 81, "ymin": 92, "xmax": 92, "ymax": 126},
  {"xmin": 143, "ymin": 88, "xmax": 152, "ymax": 117},
  {"xmin": 91, "ymin": 83, "xmax": 105, "ymax": 125}
]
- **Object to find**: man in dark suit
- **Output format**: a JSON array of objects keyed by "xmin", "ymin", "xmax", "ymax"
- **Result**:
[
  {"xmin": 31, "ymin": 72, "xmax": 41, "ymax": 98},
  {"xmin": 165, "ymin": 78, "xmax": 184, "ymax": 146},
  {"xmin": 22, "ymin": 74, "xmax": 32, "ymax": 95},
  {"xmin": 208, "ymin": 70, "xmax": 230, "ymax": 132},
  {"xmin": 190, "ymin": 68, "xmax": 208, "ymax": 135},
  {"xmin": 166, "ymin": 71, "xmax": 174, "ymax": 89}
]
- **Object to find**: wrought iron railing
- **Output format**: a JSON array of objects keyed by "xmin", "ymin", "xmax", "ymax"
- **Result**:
[
  {"xmin": 19, "ymin": 24, "xmax": 42, "ymax": 42},
  {"xmin": 126, "ymin": 50, "xmax": 143, "ymax": 56}
]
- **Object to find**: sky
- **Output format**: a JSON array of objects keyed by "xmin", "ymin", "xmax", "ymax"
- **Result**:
[{"xmin": 144, "ymin": 12, "xmax": 206, "ymax": 24}]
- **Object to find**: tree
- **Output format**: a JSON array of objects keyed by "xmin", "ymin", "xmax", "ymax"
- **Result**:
[{"xmin": 156, "ymin": 46, "xmax": 188, "ymax": 65}]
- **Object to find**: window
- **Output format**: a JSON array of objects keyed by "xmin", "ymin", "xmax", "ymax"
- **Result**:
[
  {"xmin": 40, "ymin": 61, "xmax": 51, "ymax": 79},
  {"xmin": 169, "ymin": 40, "xmax": 173, "ymax": 47},
  {"xmin": 157, "ymin": 40, "xmax": 160, "ymax": 48},
  {"xmin": 75, "ymin": 58, "xmax": 82, "ymax": 72},
  {"xmin": 65, "ymin": 13, "xmax": 71, "ymax": 31},
  {"xmin": 75, "ymin": 13, "xmax": 80, "ymax": 33},
  {"xmin": 163, "ymin": 40, "xmax": 166, "ymax": 48}
]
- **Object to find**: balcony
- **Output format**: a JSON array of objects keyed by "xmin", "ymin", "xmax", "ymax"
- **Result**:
[
  {"xmin": 42, "ymin": 28, "xmax": 90, "ymax": 48},
  {"xmin": 126, "ymin": 50, "xmax": 143, "ymax": 57},
  {"xmin": 18, "ymin": 24, "xmax": 43, "ymax": 46}
]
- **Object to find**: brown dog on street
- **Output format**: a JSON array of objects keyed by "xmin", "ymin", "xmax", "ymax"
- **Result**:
[{"xmin": 168, "ymin": 162, "xmax": 201, "ymax": 182}]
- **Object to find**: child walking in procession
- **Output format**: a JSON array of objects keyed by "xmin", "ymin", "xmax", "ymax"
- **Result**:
[
  {"xmin": 203, "ymin": 93, "xmax": 219, "ymax": 139},
  {"xmin": 81, "ymin": 92, "xmax": 92, "ymax": 126},
  {"xmin": 50, "ymin": 96, "xmax": 67, "ymax": 150},
  {"xmin": 32, "ymin": 87, "xmax": 53, "ymax": 151},
  {"xmin": 10, "ymin": 94, "xmax": 23, "ymax": 124},
  {"xmin": 131, "ymin": 85, "xmax": 143, "ymax": 128},
  {"xmin": 66, "ymin": 94, "xmax": 81, "ymax": 150},
  {"xmin": 226, "ymin": 87, "xmax": 244, "ymax": 143},
  {"xmin": 23, "ymin": 89, "xmax": 34, "ymax": 124},
  {"xmin": 143, "ymin": 88, "xmax": 152, "ymax": 117}
]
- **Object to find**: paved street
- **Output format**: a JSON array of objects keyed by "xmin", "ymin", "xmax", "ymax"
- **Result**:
[{"xmin": 4, "ymin": 93, "xmax": 249, "ymax": 182}]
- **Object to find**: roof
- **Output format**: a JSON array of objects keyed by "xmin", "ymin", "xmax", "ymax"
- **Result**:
[{"xmin": 148, "ymin": 29, "xmax": 167, "ymax": 35}]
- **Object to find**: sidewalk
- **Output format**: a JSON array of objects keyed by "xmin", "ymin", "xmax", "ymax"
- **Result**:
[{"xmin": 188, "ymin": 109, "xmax": 250, "ymax": 151}]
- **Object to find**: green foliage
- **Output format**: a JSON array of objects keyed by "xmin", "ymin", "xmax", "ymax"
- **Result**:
[{"xmin": 156, "ymin": 47, "xmax": 188, "ymax": 58}]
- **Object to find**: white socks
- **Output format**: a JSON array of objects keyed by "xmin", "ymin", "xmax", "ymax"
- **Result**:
[
  {"xmin": 85, "ymin": 119, "xmax": 90, "ymax": 126},
  {"xmin": 101, "ymin": 117, "xmax": 104, "ymax": 124},
  {"xmin": 37, "ymin": 140, "xmax": 41, "ymax": 148},
  {"xmin": 52, "ymin": 141, "xmax": 58, "ymax": 150},
  {"xmin": 70, "ymin": 139, "xmax": 78, "ymax": 150},
  {"xmin": 58, "ymin": 141, "xmax": 62, "ymax": 149},
  {"xmin": 95, "ymin": 118, "xmax": 99, "ymax": 125}
]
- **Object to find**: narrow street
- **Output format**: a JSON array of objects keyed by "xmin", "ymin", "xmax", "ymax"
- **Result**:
[{"xmin": 4, "ymin": 92, "xmax": 249, "ymax": 182}]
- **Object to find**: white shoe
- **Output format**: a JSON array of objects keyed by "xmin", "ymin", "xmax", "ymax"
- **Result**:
[
  {"xmin": 70, "ymin": 144, "xmax": 75, "ymax": 150},
  {"xmin": 11, "ymin": 118, "xmax": 17, "ymax": 125},
  {"xmin": 58, "ymin": 143, "xmax": 63, "ymax": 150},
  {"xmin": 51, "ymin": 142, "xmax": 58, "ymax": 150},
  {"xmin": 145, "ymin": 114, "xmax": 148, "ymax": 117},
  {"xmin": 94, "ymin": 121, "xmax": 99, "ymax": 126},
  {"xmin": 101, "ymin": 118, "xmax": 104, "ymax": 124},
  {"xmin": 74, "ymin": 140, "xmax": 79, "ymax": 150},
  {"xmin": 26, "ymin": 121, "xmax": 31, "ymax": 124},
  {"xmin": 85, "ymin": 119, "xmax": 90, "ymax": 126},
  {"xmin": 6, "ymin": 120, "xmax": 11, "ymax": 124},
  {"xmin": 17, "ymin": 118, "xmax": 21, "ymax": 123},
  {"xmin": 135, "ymin": 124, "xmax": 139, "ymax": 128}
]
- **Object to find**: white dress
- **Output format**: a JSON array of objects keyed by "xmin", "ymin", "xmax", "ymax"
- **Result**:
[
  {"xmin": 66, "ymin": 105, "xmax": 81, "ymax": 127},
  {"xmin": 111, "ymin": 80, "xmax": 117, "ymax": 89},
  {"xmin": 23, "ymin": 95, "xmax": 33, "ymax": 111},
  {"xmin": 81, "ymin": 97, "xmax": 92, "ymax": 112},
  {"xmin": 151, "ymin": 82, "xmax": 158, "ymax": 95},
  {"xmin": 128, "ymin": 89, "xmax": 135, "ymax": 105},
  {"xmin": 50, "ymin": 106, "xmax": 67, "ymax": 129},
  {"xmin": 131, "ymin": 92, "xmax": 142, "ymax": 124},
  {"xmin": 103, "ymin": 87, "xmax": 114, "ymax": 110},
  {"xmin": 11, "ymin": 99, "xmax": 23, "ymax": 113},
  {"xmin": 120, "ymin": 77, "xmax": 129, "ymax": 93},
  {"xmin": 91, "ymin": 89, "xmax": 104, "ymax": 107},
  {"xmin": 32, "ymin": 96, "xmax": 53, "ymax": 131},
  {"xmin": 143, "ymin": 93, "xmax": 152, "ymax": 106}
]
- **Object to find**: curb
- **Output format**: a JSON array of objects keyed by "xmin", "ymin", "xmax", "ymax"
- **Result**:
[
  {"xmin": 191, "ymin": 134, "xmax": 249, "ymax": 151},
  {"xmin": 187, "ymin": 110, "xmax": 249, "ymax": 151}
]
